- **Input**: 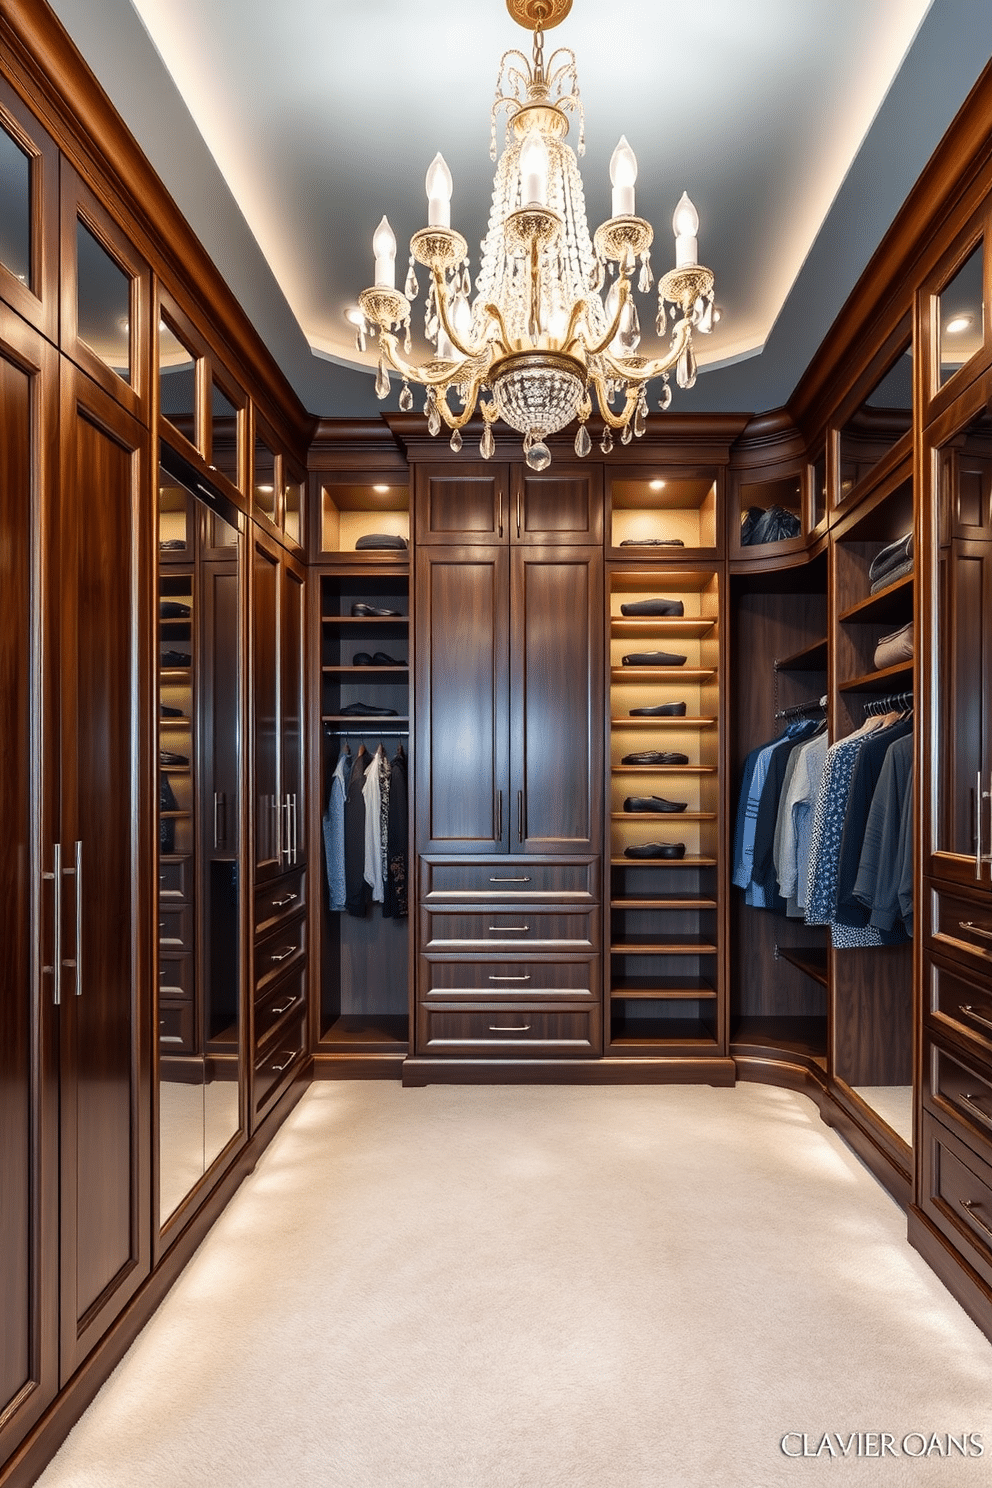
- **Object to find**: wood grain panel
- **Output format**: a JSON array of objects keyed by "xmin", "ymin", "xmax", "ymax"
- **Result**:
[{"xmin": 414, "ymin": 463, "xmax": 507, "ymax": 545}]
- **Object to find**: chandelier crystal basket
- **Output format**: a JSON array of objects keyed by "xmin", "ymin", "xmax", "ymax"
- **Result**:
[{"xmin": 354, "ymin": 0, "xmax": 716, "ymax": 471}]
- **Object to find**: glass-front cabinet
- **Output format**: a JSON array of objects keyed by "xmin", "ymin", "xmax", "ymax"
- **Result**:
[{"xmin": 156, "ymin": 450, "xmax": 246, "ymax": 1237}]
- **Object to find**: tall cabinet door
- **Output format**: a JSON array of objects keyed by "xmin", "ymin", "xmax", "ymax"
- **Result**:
[
  {"xmin": 415, "ymin": 546, "xmax": 510, "ymax": 853},
  {"xmin": 251, "ymin": 532, "xmax": 281, "ymax": 881},
  {"xmin": 280, "ymin": 556, "xmax": 306, "ymax": 869},
  {"xmin": 57, "ymin": 365, "xmax": 151, "ymax": 1380},
  {"xmin": 510, "ymin": 546, "xmax": 603, "ymax": 854},
  {"xmin": 0, "ymin": 306, "xmax": 59, "ymax": 1459}
]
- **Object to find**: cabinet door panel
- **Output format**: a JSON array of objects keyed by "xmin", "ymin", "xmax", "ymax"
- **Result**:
[
  {"xmin": 58, "ymin": 367, "xmax": 150, "ymax": 1379},
  {"xmin": 416, "ymin": 547, "xmax": 510, "ymax": 852},
  {"xmin": 516, "ymin": 464, "xmax": 604, "ymax": 545},
  {"xmin": 280, "ymin": 558, "xmax": 306, "ymax": 868},
  {"xmin": 510, "ymin": 547, "xmax": 603, "ymax": 853},
  {"xmin": 934, "ymin": 537, "xmax": 992, "ymax": 884},
  {"xmin": 415, "ymin": 463, "xmax": 508, "ymax": 545},
  {"xmin": 251, "ymin": 534, "xmax": 281, "ymax": 880},
  {"xmin": 0, "ymin": 309, "xmax": 58, "ymax": 1457}
]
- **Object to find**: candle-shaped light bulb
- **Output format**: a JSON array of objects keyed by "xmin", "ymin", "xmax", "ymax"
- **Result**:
[
  {"xmin": 610, "ymin": 136, "xmax": 637, "ymax": 217},
  {"xmin": 673, "ymin": 191, "xmax": 699, "ymax": 267},
  {"xmin": 426, "ymin": 153, "xmax": 453, "ymax": 228},
  {"xmin": 519, "ymin": 129, "xmax": 549, "ymax": 206},
  {"xmin": 373, "ymin": 215, "xmax": 397, "ymax": 288}
]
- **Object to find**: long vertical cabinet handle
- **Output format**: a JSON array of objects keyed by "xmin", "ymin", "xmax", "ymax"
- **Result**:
[
  {"xmin": 978, "ymin": 771, "xmax": 984, "ymax": 882},
  {"xmin": 214, "ymin": 791, "xmax": 222, "ymax": 850},
  {"xmin": 292, "ymin": 793, "xmax": 299, "ymax": 866},
  {"xmin": 517, "ymin": 790, "xmax": 524, "ymax": 843},
  {"xmin": 42, "ymin": 842, "xmax": 63, "ymax": 1006},
  {"xmin": 72, "ymin": 841, "xmax": 82, "ymax": 996},
  {"xmin": 282, "ymin": 796, "xmax": 292, "ymax": 858},
  {"xmin": 495, "ymin": 789, "xmax": 503, "ymax": 842},
  {"xmin": 273, "ymin": 795, "xmax": 282, "ymax": 861},
  {"xmin": 497, "ymin": 490, "xmax": 503, "ymax": 539},
  {"xmin": 516, "ymin": 489, "xmax": 521, "ymax": 538}
]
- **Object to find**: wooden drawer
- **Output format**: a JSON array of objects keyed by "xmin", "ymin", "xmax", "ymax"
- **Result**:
[
  {"xmin": 931, "ymin": 885, "xmax": 992, "ymax": 976},
  {"xmin": 158, "ymin": 856, "xmax": 191, "ymax": 900},
  {"xmin": 255, "ymin": 869, "xmax": 306, "ymax": 939},
  {"xmin": 928, "ymin": 955, "xmax": 992, "ymax": 1063},
  {"xmin": 421, "ymin": 956, "xmax": 599, "ymax": 1002},
  {"xmin": 921, "ymin": 1111, "xmax": 992, "ymax": 1291},
  {"xmin": 159, "ymin": 952, "xmax": 193, "ymax": 1000},
  {"xmin": 159, "ymin": 903, "xmax": 193, "ymax": 951},
  {"xmin": 420, "ymin": 855, "xmax": 598, "ymax": 903},
  {"xmin": 254, "ymin": 964, "xmax": 307, "ymax": 1047},
  {"xmin": 421, "ymin": 906, "xmax": 598, "ymax": 951},
  {"xmin": 253, "ymin": 1012, "xmax": 306, "ymax": 1117},
  {"xmin": 418, "ymin": 1004, "xmax": 600, "ymax": 1058},
  {"xmin": 158, "ymin": 999, "xmax": 195, "ymax": 1053},
  {"xmin": 926, "ymin": 1035, "xmax": 992, "ymax": 1161},
  {"xmin": 253, "ymin": 912, "xmax": 306, "ymax": 994}
]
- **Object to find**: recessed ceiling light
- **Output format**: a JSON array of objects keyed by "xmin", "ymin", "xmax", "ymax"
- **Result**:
[
  {"xmin": 649, "ymin": 480, "xmax": 666, "ymax": 490},
  {"xmin": 373, "ymin": 484, "xmax": 390, "ymax": 493},
  {"xmin": 256, "ymin": 484, "xmax": 274, "ymax": 493},
  {"xmin": 945, "ymin": 313, "xmax": 974, "ymax": 334}
]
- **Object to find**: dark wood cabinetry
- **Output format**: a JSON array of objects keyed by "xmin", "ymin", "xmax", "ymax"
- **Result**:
[{"xmin": 415, "ymin": 461, "xmax": 602, "ymax": 546}]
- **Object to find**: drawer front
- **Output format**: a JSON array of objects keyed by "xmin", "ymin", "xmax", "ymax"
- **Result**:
[
  {"xmin": 419, "ymin": 1005, "xmax": 600, "ymax": 1057},
  {"xmin": 253, "ymin": 1013, "xmax": 306, "ymax": 1117},
  {"xmin": 254, "ymin": 964, "xmax": 307, "ymax": 1047},
  {"xmin": 421, "ymin": 956, "xmax": 600, "ymax": 1002},
  {"xmin": 420, "ymin": 855, "xmax": 598, "ymax": 903},
  {"xmin": 253, "ymin": 912, "xmax": 307, "ymax": 993},
  {"xmin": 931, "ymin": 885, "xmax": 992, "ymax": 975},
  {"xmin": 921, "ymin": 1112, "xmax": 992, "ymax": 1290},
  {"xmin": 158, "ymin": 999, "xmax": 195, "ymax": 1053},
  {"xmin": 158, "ymin": 857, "xmax": 190, "ymax": 900},
  {"xmin": 928, "ymin": 956, "xmax": 992, "ymax": 1062},
  {"xmin": 421, "ymin": 907, "xmax": 598, "ymax": 951},
  {"xmin": 159, "ymin": 903, "xmax": 193, "ymax": 951},
  {"xmin": 926, "ymin": 1035, "xmax": 992, "ymax": 1160},
  {"xmin": 255, "ymin": 869, "xmax": 306, "ymax": 938},
  {"xmin": 159, "ymin": 952, "xmax": 193, "ymax": 1001}
]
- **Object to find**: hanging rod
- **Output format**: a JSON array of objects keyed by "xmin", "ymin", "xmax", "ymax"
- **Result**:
[
  {"xmin": 863, "ymin": 690, "xmax": 913, "ymax": 716},
  {"xmin": 775, "ymin": 694, "xmax": 828, "ymax": 721},
  {"xmin": 323, "ymin": 726, "xmax": 409, "ymax": 737}
]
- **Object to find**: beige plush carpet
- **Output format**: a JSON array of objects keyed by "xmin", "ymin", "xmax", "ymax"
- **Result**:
[{"xmin": 36, "ymin": 1081, "xmax": 992, "ymax": 1487}]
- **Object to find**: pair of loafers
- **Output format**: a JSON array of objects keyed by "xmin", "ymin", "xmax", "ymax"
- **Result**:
[
  {"xmin": 353, "ymin": 651, "xmax": 405, "ymax": 666},
  {"xmin": 161, "ymin": 649, "xmax": 191, "ymax": 668},
  {"xmin": 339, "ymin": 701, "xmax": 398, "ymax": 717},
  {"xmin": 622, "ymin": 651, "xmax": 687, "ymax": 667},
  {"xmin": 624, "ymin": 797, "xmax": 687, "ymax": 813},
  {"xmin": 351, "ymin": 602, "xmax": 401, "ymax": 617},
  {"xmin": 623, "ymin": 842, "xmax": 686, "ymax": 859},
  {"xmin": 629, "ymin": 701, "xmax": 687, "ymax": 717},
  {"xmin": 621, "ymin": 750, "xmax": 689, "ymax": 765}
]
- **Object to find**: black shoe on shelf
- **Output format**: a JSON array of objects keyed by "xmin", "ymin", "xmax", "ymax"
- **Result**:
[
  {"xmin": 351, "ymin": 602, "xmax": 401, "ymax": 617},
  {"xmin": 339, "ymin": 701, "xmax": 398, "ymax": 717},
  {"xmin": 353, "ymin": 652, "xmax": 374, "ymax": 666},
  {"xmin": 372, "ymin": 651, "xmax": 405, "ymax": 666},
  {"xmin": 161, "ymin": 649, "xmax": 191, "ymax": 668},
  {"xmin": 623, "ymin": 842, "xmax": 687, "ymax": 859},
  {"xmin": 159, "ymin": 748, "xmax": 189, "ymax": 766},
  {"xmin": 160, "ymin": 703, "xmax": 185, "ymax": 719},
  {"xmin": 623, "ymin": 797, "xmax": 688, "ymax": 813},
  {"xmin": 619, "ymin": 538, "xmax": 685, "ymax": 547},
  {"xmin": 620, "ymin": 751, "xmax": 690, "ymax": 765},
  {"xmin": 159, "ymin": 600, "xmax": 191, "ymax": 619},
  {"xmin": 619, "ymin": 598, "xmax": 684, "ymax": 617},
  {"xmin": 621, "ymin": 651, "xmax": 688, "ymax": 667},
  {"xmin": 629, "ymin": 701, "xmax": 688, "ymax": 717},
  {"xmin": 159, "ymin": 538, "xmax": 185, "ymax": 552}
]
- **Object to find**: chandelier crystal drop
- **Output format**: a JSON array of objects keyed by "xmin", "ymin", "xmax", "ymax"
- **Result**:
[{"xmin": 355, "ymin": 0, "xmax": 716, "ymax": 470}]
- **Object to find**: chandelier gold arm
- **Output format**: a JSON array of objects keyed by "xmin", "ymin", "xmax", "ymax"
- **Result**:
[
  {"xmin": 429, "ymin": 265, "xmax": 486, "ymax": 361},
  {"xmin": 559, "ymin": 297, "xmax": 592, "ymax": 356},
  {"xmin": 596, "ymin": 317, "xmax": 694, "ymax": 386},
  {"xmin": 375, "ymin": 331, "xmax": 470, "ymax": 389},
  {"xmin": 435, "ymin": 372, "xmax": 491, "ymax": 431},
  {"xmin": 579, "ymin": 273, "xmax": 633, "ymax": 357},
  {"xmin": 590, "ymin": 375, "xmax": 639, "ymax": 431}
]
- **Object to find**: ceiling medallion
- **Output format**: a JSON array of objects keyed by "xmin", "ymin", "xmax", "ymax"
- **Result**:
[{"xmin": 355, "ymin": 2, "xmax": 715, "ymax": 469}]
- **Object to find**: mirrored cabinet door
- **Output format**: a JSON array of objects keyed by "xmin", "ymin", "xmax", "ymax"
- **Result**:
[
  {"xmin": 157, "ymin": 457, "xmax": 246, "ymax": 1233},
  {"xmin": 0, "ymin": 79, "xmax": 58, "ymax": 337}
]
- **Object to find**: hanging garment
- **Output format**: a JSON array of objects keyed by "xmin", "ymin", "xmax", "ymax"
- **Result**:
[
  {"xmin": 773, "ymin": 730, "xmax": 829, "ymax": 915},
  {"xmin": 384, "ymin": 745, "xmax": 409, "ymax": 919},
  {"xmin": 344, "ymin": 746, "xmax": 372, "ymax": 918},
  {"xmin": 362, "ymin": 744, "xmax": 386, "ymax": 903},
  {"xmin": 853, "ymin": 733, "xmax": 914, "ymax": 935},
  {"xmin": 732, "ymin": 719, "xmax": 821, "ymax": 908},
  {"xmin": 804, "ymin": 727, "xmax": 888, "ymax": 946},
  {"xmin": 833, "ymin": 717, "xmax": 913, "ymax": 932},
  {"xmin": 378, "ymin": 744, "xmax": 391, "ymax": 897},
  {"xmin": 321, "ymin": 747, "xmax": 350, "ymax": 911}
]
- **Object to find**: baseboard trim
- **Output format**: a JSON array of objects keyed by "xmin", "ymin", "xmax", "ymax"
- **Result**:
[
  {"xmin": 311, "ymin": 1053, "xmax": 406, "ymax": 1079},
  {"xmin": 1, "ymin": 1063, "xmax": 309, "ymax": 1488},
  {"xmin": 401, "ymin": 1056, "xmax": 737, "ymax": 1087},
  {"xmin": 907, "ymin": 1204, "xmax": 992, "ymax": 1346}
]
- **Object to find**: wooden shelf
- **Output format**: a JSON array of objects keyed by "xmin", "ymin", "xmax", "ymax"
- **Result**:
[
  {"xmin": 610, "ymin": 617, "xmax": 716, "ymax": 639},
  {"xmin": 612, "ymin": 811, "xmax": 716, "ymax": 822},
  {"xmin": 322, "ymin": 665, "xmax": 408, "ymax": 676},
  {"xmin": 612, "ymin": 939, "xmax": 718, "ymax": 954},
  {"xmin": 319, "ymin": 1014, "xmax": 409, "ymax": 1052},
  {"xmin": 777, "ymin": 946, "xmax": 829, "ymax": 987},
  {"xmin": 611, "ymin": 717, "xmax": 717, "ymax": 729},
  {"xmin": 730, "ymin": 1015, "xmax": 828, "ymax": 1067},
  {"xmin": 838, "ymin": 660, "xmax": 914, "ymax": 694},
  {"xmin": 838, "ymin": 573, "xmax": 913, "ymax": 625},
  {"xmin": 775, "ymin": 638, "xmax": 827, "ymax": 672},
  {"xmin": 611, "ymin": 978, "xmax": 718, "ymax": 1000},
  {"xmin": 611, "ymin": 667, "xmax": 716, "ymax": 682},
  {"xmin": 611, "ymin": 855, "xmax": 717, "ymax": 867},
  {"xmin": 611, "ymin": 764, "xmax": 717, "ymax": 774},
  {"xmin": 612, "ymin": 898, "xmax": 717, "ymax": 909},
  {"xmin": 609, "ymin": 1018, "xmax": 717, "ymax": 1046},
  {"xmin": 321, "ymin": 614, "xmax": 408, "ymax": 625},
  {"xmin": 321, "ymin": 714, "xmax": 409, "ymax": 726}
]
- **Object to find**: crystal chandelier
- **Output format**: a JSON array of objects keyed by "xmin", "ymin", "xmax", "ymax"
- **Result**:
[{"xmin": 355, "ymin": 0, "xmax": 716, "ymax": 471}]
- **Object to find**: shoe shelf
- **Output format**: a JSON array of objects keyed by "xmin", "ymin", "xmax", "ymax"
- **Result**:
[
  {"xmin": 775, "ymin": 638, "xmax": 828, "ymax": 672},
  {"xmin": 606, "ymin": 565, "xmax": 721, "ymax": 1053},
  {"xmin": 321, "ymin": 715, "xmax": 410, "ymax": 728},
  {"xmin": 837, "ymin": 660, "xmax": 915, "ymax": 694}
]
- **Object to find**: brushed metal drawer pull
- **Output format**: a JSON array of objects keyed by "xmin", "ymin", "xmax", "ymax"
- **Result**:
[
  {"xmin": 960, "ymin": 1093, "xmax": 992, "ymax": 1131},
  {"xmin": 488, "ymin": 925, "xmax": 530, "ymax": 932},
  {"xmin": 272, "ymin": 892, "xmax": 299, "ymax": 908},
  {"xmin": 489, "ymin": 1024, "xmax": 532, "ymax": 1033},
  {"xmin": 271, "ymin": 999, "xmax": 295, "ymax": 1016},
  {"xmin": 270, "ymin": 945, "xmax": 296, "ymax": 963},
  {"xmin": 960, "ymin": 1198, "xmax": 992, "ymax": 1242},
  {"xmin": 488, "ymin": 974, "xmax": 531, "ymax": 981},
  {"xmin": 959, "ymin": 920, "xmax": 992, "ymax": 944},
  {"xmin": 160, "ymin": 1034, "xmax": 184, "ymax": 1045},
  {"xmin": 489, "ymin": 876, "xmax": 531, "ymax": 883},
  {"xmin": 960, "ymin": 1004, "xmax": 992, "ymax": 1033},
  {"xmin": 271, "ymin": 1050, "xmax": 298, "ymax": 1073}
]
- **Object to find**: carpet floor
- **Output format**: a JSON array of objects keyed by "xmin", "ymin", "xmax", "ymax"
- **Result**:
[{"xmin": 36, "ymin": 1081, "xmax": 992, "ymax": 1487}]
